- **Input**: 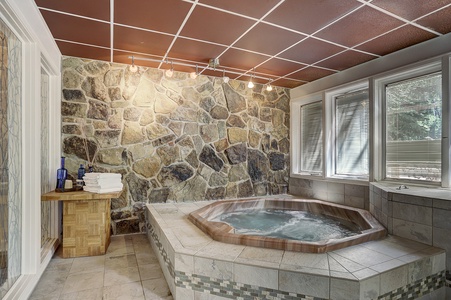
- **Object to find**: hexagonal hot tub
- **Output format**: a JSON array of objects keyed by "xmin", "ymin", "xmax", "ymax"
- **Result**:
[{"xmin": 188, "ymin": 198, "xmax": 386, "ymax": 253}]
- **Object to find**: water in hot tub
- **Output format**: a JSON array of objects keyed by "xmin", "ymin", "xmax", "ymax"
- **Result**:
[{"xmin": 212, "ymin": 209, "xmax": 361, "ymax": 242}]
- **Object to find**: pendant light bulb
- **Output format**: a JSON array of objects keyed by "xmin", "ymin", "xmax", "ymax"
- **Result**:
[
  {"xmin": 248, "ymin": 80, "xmax": 254, "ymax": 89},
  {"xmin": 223, "ymin": 69, "xmax": 229, "ymax": 83},
  {"xmin": 266, "ymin": 84, "xmax": 273, "ymax": 91},
  {"xmin": 165, "ymin": 61, "xmax": 174, "ymax": 78},
  {"xmin": 190, "ymin": 64, "xmax": 198, "ymax": 79},
  {"xmin": 130, "ymin": 56, "xmax": 138, "ymax": 73}
]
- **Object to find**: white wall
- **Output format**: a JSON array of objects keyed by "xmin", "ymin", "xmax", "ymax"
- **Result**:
[{"xmin": 0, "ymin": 0, "xmax": 61, "ymax": 299}]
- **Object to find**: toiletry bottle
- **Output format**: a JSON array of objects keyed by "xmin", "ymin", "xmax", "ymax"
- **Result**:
[
  {"xmin": 56, "ymin": 156, "xmax": 68, "ymax": 191},
  {"xmin": 77, "ymin": 164, "xmax": 85, "ymax": 187}
]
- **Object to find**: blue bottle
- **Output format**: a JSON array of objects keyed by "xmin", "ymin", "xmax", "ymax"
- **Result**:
[
  {"xmin": 77, "ymin": 164, "xmax": 85, "ymax": 180},
  {"xmin": 56, "ymin": 156, "xmax": 68, "ymax": 191}
]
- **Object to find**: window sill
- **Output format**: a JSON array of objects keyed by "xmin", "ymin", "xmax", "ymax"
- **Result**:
[{"xmin": 290, "ymin": 172, "xmax": 369, "ymax": 186}]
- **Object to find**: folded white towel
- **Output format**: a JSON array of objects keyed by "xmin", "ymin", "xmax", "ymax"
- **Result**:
[
  {"xmin": 84, "ymin": 183, "xmax": 123, "ymax": 189},
  {"xmin": 83, "ymin": 186, "xmax": 123, "ymax": 194},
  {"xmin": 83, "ymin": 173, "xmax": 122, "ymax": 179},
  {"xmin": 83, "ymin": 178, "xmax": 122, "ymax": 185}
]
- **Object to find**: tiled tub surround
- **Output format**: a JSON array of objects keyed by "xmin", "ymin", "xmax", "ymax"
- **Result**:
[
  {"xmin": 289, "ymin": 177, "xmax": 370, "ymax": 211},
  {"xmin": 188, "ymin": 198, "xmax": 386, "ymax": 253},
  {"xmin": 370, "ymin": 182, "xmax": 451, "ymax": 289},
  {"xmin": 145, "ymin": 196, "xmax": 446, "ymax": 300}
]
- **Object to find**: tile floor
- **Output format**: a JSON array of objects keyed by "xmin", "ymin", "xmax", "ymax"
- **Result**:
[{"xmin": 30, "ymin": 234, "xmax": 173, "ymax": 300}]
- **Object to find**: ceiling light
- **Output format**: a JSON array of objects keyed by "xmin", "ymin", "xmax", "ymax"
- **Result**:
[
  {"xmin": 223, "ymin": 69, "xmax": 229, "ymax": 83},
  {"xmin": 190, "ymin": 64, "xmax": 198, "ymax": 79},
  {"xmin": 165, "ymin": 61, "xmax": 174, "ymax": 77},
  {"xmin": 248, "ymin": 69, "xmax": 254, "ymax": 89},
  {"xmin": 266, "ymin": 80, "xmax": 273, "ymax": 91},
  {"xmin": 129, "ymin": 56, "xmax": 138, "ymax": 73}
]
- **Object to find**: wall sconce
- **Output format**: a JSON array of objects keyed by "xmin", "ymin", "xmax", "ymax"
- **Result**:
[{"xmin": 129, "ymin": 56, "xmax": 138, "ymax": 73}]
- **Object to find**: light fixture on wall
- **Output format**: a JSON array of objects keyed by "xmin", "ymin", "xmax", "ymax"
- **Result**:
[
  {"xmin": 190, "ymin": 64, "xmax": 198, "ymax": 79},
  {"xmin": 165, "ymin": 60, "xmax": 174, "ymax": 77},
  {"xmin": 223, "ymin": 69, "xmax": 229, "ymax": 83},
  {"xmin": 129, "ymin": 56, "xmax": 138, "ymax": 73}
]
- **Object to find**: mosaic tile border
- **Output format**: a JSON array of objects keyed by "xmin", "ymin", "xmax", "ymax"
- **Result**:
[
  {"xmin": 147, "ymin": 223, "xmax": 175, "ymax": 279},
  {"xmin": 175, "ymin": 271, "xmax": 326, "ymax": 300},
  {"xmin": 377, "ymin": 270, "xmax": 445, "ymax": 300},
  {"xmin": 446, "ymin": 270, "xmax": 451, "ymax": 288}
]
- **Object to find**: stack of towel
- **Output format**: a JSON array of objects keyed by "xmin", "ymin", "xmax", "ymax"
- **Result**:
[{"xmin": 83, "ymin": 172, "xmax": 123, "ymax": 193}]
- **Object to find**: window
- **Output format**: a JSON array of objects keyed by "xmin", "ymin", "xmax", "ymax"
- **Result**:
[
  {"xmin": 300, "ymin": 101, "xmax": 322, "ymax": 175},
  {"xmin": 335, "ymin": 90, "xmax": 369, "ymax": 177},
  {"xmin": 385, "ymin": 72, "xmax": 442, "ymax": 182}
]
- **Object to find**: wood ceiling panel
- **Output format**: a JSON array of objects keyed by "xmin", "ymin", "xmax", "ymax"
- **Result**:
[
  {"xmin": 315, "ymin": 6, "xmax": 404, "ymax": 47},
  {"xmin": 264, "ymin": 0, "xmax": 361, "ymax": 34},
  {"xmin": 356, "ymin": 25, "xmax": 437, "ymax": 56},
  {"xmin": 316, "ymin": 50, "xmax": 377, "ymax": 71},
  {"xmin": 199, "ymin": 0, "xmax": 281, "ymax": 19},
  {"xmin": 40, "ymin": 10, "xmax": 110, "ymax": 47},
  {"xmin": 416, "ymin": 6, "xmax": 451, "ymax": 35},
  {"xmin": 371, "ymin": 0, "xmax": 451, "ymax": 21},
  {"xmin": 279, "ymin": 38, "xmax": 345, "ymax": 65},
  {"xmin": 114, "ymin": 25, "xmax": 173, "ymax": 56},
  {"xmin": 234, "ymin": 23, "xmax": 305, "ymax": 56},
  {"xmin": 220, "ymin": 48, "xmax": 269, "ymax": 71},
  {"xmin": 57, "ymin": 41, "xmax": 111, "ymax": 62},
  {"xmin": 289, "ymin": 67, "xmax": 336, "ymax": 82},
  {"xmin": 115, "ymin": 0, "xmax": 193, "ymax": 34},
  {"xmin": 257, "ymin": 58, "xmax": 306, "ymax": 77},
  {"xmin": 35, "ymin": 0, "xmax": 110, "ymax": 21},
  {"xmin": 181, "ymin": 6, "xmax": 255, "ymax": 45},
  {"xmin": 169, "ymin": 38, "xmax": 227, "ymax": 64}
]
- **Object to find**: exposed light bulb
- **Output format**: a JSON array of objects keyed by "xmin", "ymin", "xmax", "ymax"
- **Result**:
[
  {"xmin": 165, "ymin": 68, "xmax": 173, "ymax": 77},
  {"xmin": 130, "ymin": 56, "xmax": 138, "ymax": 72},
  {"xmin": 248, "ymin": 80, "xmax": 254, "ymax": 89},
  {"xmin": 129, "ymin": 64, "xmax": 138, "ymax": 73},
  {"xmin": 222, "ymin": 69, "xmax": 229, "ymax": 83},
  {"xmin": 190, "ymin": 64, "xmax": 198, "ymax": 79},
  {"xmin": 266, "ymin": 84, "xmax": 273, "ymax": 91}
]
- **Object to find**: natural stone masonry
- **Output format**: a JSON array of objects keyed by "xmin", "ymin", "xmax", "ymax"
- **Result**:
[{"xmin": 61, "ymin": 57, "xmax": 290, "ymax": 234}]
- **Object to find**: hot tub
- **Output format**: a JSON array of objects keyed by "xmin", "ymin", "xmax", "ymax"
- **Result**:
[{"xmin": 188, "ymin": 198, "xmax": 386, "ymax": 253}]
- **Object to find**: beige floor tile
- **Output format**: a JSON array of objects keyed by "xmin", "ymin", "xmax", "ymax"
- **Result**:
[
  {"xmin": 70, "ymin": 256, "xmax": 105, "ymax": 274},
  {"xmin": 142, "ymin": 278, "xmax": 172, "ymax": 300},
  {"xmin": 135, "ymin": 251, "xmax": 159, "ymax": 265},
  {"xmin": 138, "ymin": 263, "xmax": 164, "ymax": 281},
  {"xmin": 105, "ymin": 253, "xmax": 138, "ymax": 270},
  {"xmin": 59, "ymin": 287, "xmax": 103, "ymax": 300},
  {"xmin": 103, "ymin": 281, "xmax": 145, "ymax": 300},
  {"xmin": 61, "ymin": 270, "xmax": 104, "ymax": 295},
  {"xmin": 104, "ymin": 266, "xmax": 141, "ymax": 286},
  {"xmin": 28, "ymin": 269, "xmax": 68, "ymax": 299}
]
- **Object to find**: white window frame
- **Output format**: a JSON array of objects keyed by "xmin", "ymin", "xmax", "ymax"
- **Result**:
[
  {"xmin": 372, "ymin": 59, "xmax": 445, "ymax": 186},
  {"xmin": 324, "ymin": 80, "xmax": 369, "ymax": 181},
  {"xmin": 291, "ymin": 93, "xmax": 323, "ymax": 178}
]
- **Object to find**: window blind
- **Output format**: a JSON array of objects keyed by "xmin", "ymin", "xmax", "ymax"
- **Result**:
[
  {"xmin": 300, "ymin": 101, "xmax": 322, "ymax": 174},
  {"xmin": 335, "ymin": 90, "xmax": 369, "ymax": 176}
]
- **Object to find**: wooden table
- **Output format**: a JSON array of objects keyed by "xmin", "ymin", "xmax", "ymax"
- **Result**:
[{"xmin": 41, "ymin": 190, "xmax": 121, "ymax": 258}]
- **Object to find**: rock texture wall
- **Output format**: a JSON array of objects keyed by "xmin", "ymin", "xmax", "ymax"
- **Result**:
[{"xmin": 61, "ymin": 57, "xmax": 290, "ymax": 234}]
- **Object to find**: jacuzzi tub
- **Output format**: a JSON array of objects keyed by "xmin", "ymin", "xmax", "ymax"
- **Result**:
[{"xmin": 188, "ymin": 198, "xmax": 386, "ymax": 253}]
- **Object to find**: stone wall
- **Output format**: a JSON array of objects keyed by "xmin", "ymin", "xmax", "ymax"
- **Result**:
[{"xmin": 61, "ymin": 57, "xmax": 290, "ymax": 234}]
